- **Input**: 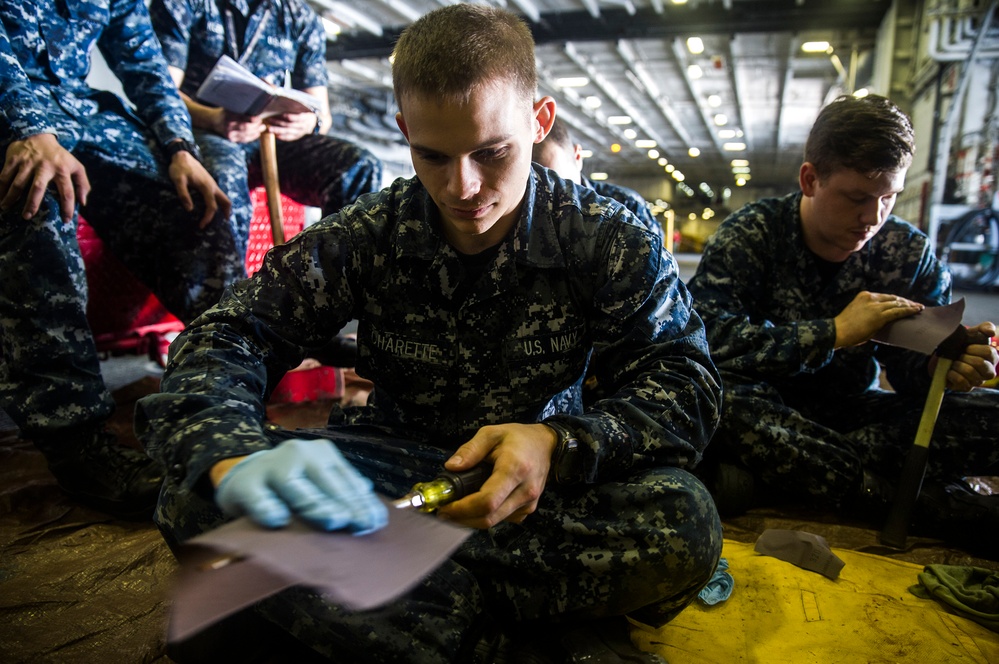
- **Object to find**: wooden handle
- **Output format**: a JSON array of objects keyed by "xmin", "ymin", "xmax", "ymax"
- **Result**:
[{"xmin": 260, "ymin": 129, "xmax": 284, "ymax": 246}]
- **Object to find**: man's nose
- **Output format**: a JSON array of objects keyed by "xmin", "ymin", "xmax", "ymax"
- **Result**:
[
  {"xmin": 861, "ymin": 199, "xmax": 886, "ymax": 226},
  {"xmin": 448, "ymin": 159, "xmax": 481, "ymax": 200}
]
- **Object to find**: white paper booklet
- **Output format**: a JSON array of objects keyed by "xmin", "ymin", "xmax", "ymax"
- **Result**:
[{"xmin": 195, "ymin": 55, "xmax": 320, "ymax": 117}]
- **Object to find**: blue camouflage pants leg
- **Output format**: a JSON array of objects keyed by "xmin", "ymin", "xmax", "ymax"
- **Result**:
[
  {"xmin": 195, "ymin": 129, "xmax": 383, "ymax": 260},
  {"xmin": 0, "ymin": 111, "xmax": 244, "ymax": 437},
  {"xmin": 710, "ymin": 371, "xmax": 999, "ymax": 506},
  {"xmin": 154, "ymin": 427, "xmax": 723, "ymax": 663}
]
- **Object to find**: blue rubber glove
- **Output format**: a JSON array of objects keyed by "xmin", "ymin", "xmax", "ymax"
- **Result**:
[{"xmin": 215, "ymin": 438, "xmax": 388, "ymax": 534}]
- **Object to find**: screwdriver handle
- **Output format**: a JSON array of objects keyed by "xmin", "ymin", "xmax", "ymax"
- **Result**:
[{"xmin": 437, "ymin": 465, "xmax": 490, "ymax": 499}]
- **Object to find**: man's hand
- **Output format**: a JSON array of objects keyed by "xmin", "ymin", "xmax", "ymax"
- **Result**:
[
  {"xmin": 167, "ymin": 150, "xmax": 231, "ymax": 228},
  {"xmin": 438, "ymin": 423, "xmax": 558, "ymax": 529},
  {"xmin": 212, "ymin": 108, "xmax": 266, "ymax": 143},
  {"xmin": 0, "ymin": 134, "xmax": 90, "ymax": 223},
  {"xmin": 833, "ymin": 290, "xmax": 924, "ymax": 349},
  {"xmin": 941, "ymin": 321, "xmax": 998, "ymax": 391},
  {"xmin": 213, "ymin": 438, "xmax": 388, "ymax": 534},
  {"xmin": 265, "ymin": 111, "xmax": 318, "ymax": 142}
]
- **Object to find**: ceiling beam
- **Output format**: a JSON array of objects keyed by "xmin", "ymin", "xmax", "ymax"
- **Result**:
[{"xmin": 326, "ymin": 1, "xmax": 892, "ymax": 60}]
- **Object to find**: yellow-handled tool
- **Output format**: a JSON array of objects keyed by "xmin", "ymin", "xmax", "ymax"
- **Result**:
[{"xmin": 880, "ymin": 325, "xmax": 991, "ymax": 548}]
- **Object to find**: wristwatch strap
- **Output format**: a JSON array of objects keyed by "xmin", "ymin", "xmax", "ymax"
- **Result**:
[
  {"xmin": 546, "ymin": 421, "xmax": 581, "ymax": 485},
  {"xmin": 163, "ymin": 138, "xmax": 203, "ymax": 163}
]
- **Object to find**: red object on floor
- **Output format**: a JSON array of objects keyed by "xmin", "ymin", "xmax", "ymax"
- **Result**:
[
  {"xmin": 78, "ymin": 187, "xmax": 306, "ymax": 367},
  {"xmin": 77, "ymin": 214, "xmax": 184, "ymax": 365}
]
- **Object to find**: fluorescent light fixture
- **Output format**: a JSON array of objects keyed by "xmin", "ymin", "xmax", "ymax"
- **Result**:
[
  {"xmin": 589, "ymin": 172, "xmax": 609, "ymax": 181},
  {"xmin": 707, "ymin": 94, "xmax": 722, "ymax": 107},
  {"xmin": 801, "ymin": 41, "xmax": 831, "ymax": 53},
  {"xmin": 580, "ymin": 149, "xmax": 593, "ymax": 158},
  {"xmin": 723, "ymin": 142, "xmax": 747, "ymax": 151},
  {"xmin": 610, "ymin": 143, "xmax": 622, "ymax": 153},
  {"xmin": 657, "ymin": 157, "xmax": 667, "ymax": 166},
  {"xmin": 732, "ymin": 166, "xmax": 751, "ymax": 174},
  {"xmin": 718, "ymin": 129, "xmax": 737, "ymax": 139},
  {"xmin": 687, "ymin": 64, "xmax": 703, "ymax": 79},
  {"xmin": 688, "ymin": 147, "xmax": 700, "ymax": 157},
  {"xmin": 584, "ymin": 96, "xmax": 602, "ymax": 108},
  {"xmin": 321, "ymin": 17, "xmax": 341, "ymax": 37},
  {"xmin": 647, "ymin": 149, "xmax": 659, "ymax": 159},
  {"xmin": 853, "ymin": 88, "xmax": 870, "ymax": 98},
  {"xmin": 672, "ymin": 171, "xmax": 685, "ymax": 181},
  {"xmin": 672, "ymin": 0, "xmax": 688, "ymax": 4},
  {"xmin": 713, "ymin": 114, "xmax": 728, "ymax": 126},
  {"xmin": 635, "ymin": 139, "xmax": 657, "ymax": 148},
  {"xmin": 555, "ymin": 77, "xmax": 590, "ymax": 88},
  {"xmin": 730, "ymin": 159, "xmax": 749, "ymax": 167},
  {"xmin": 735, "ymin": 177, "xmax": 747, "ymax": 186},
  {"xmin": 665, "ymin": 164, "xmax": 675, "ymax": 172},
  {"xmin": 608, "ymin": 115, "xmax": 633, "ymax": 125},
  {"xmin": 686, "ymin": 37, "xmax": 704, "ymax": 55},
  {"xmin": 623, "ymin": 128, "xmax": 638, "ymax": 139}
]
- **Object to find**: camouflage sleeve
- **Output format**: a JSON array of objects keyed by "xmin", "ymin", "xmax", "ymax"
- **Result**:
[
  {"xmin": 0, "ymin": 20, "xmax": 60, "ymax": 141},
  {"xmin": 98, "ymin": 0, "xmax": 195, "ymax": 146},
  {"xmin": 554, "ymin": 216, "xmax": 722, "ymax": 475},
  {"xmin": 135, "ymin": 218, "xmax": 362, "ymax": 490},
  {"xmin": 291, "ymin": 0, "xmax": 328, "ymax": 90},
  {"xmin": 688, "ymin": 202, "xmax": 837, "ymax": 378},
  {"xmin": 147, "ymin": 0, "xmax": 195, "ymax": 72}
]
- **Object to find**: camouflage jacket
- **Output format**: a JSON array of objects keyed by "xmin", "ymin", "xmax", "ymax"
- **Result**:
[
  {"xmin": 137, "ymin": 165, "xmax": 722, "ymax": 491},
  {"xmin": 150, "ymin": 0, "xmax": 327, "ymax": 97},
  {"xmin": 687, "ymin": 191, "xmax": 951, "ymax": 399},
  {"xmin": 585, "ymin": 177, "xmax": 665, "ymax": 244},
  {"xmin": 0, "ymin": 0, "xmax": 194, "ymax": 148}
]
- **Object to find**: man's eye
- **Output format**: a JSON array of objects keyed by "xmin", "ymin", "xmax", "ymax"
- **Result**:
[
  {"xmin": 419, "ymin": 153, "xmax": 447, "ymax": 164},
  {"xmin": 477, "ymin": 148, "xmax": 507, "ymax": 161}
]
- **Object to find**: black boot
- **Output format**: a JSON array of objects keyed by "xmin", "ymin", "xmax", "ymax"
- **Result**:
[
  {"xmin": 34, "ymin": 425, "xmax": 164, "ymax": 520},
  {"xmin": 913, "ymin": 480, "xmax": 999, "ymax": 557}
]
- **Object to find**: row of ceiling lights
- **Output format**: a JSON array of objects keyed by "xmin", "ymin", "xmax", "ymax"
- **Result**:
[
  {"xmin": 558, "ymin": 36, "xmax": 857, "ymax": 192},
  {"xmin": 554, "ymin": 33, "xmax": 754, "ymax": 191}
]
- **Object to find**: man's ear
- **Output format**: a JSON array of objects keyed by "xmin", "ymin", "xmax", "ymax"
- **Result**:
[
  {"xmin": 533, "ymin": 96, "xmax": 556, "ymax": 144},
  {"xmin": 396, "ymin": 111, "xmax": 410, "ymax": 142},
  {"xmin": 800, "ymin": 162, "xmax": 819, "ymax": 196},
  {"xmin": 572, "ymin": 143, "xmax": 584, "ymax": 169}
]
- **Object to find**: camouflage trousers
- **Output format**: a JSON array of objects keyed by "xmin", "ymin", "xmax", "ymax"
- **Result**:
[
  {"xmin": 707, "ymin": 371, "xmax": 999, "ymax": 506},
  {"xmin": 194, "ymin": 130, "xmax": 383, "ymax": 259},
  {"xmin": 0, "ymin": 109, "xmax": 245, "ymax": 437},
  {"xmin": 155, "ymin": 426, "xmax": 723, "ymax": 662}
]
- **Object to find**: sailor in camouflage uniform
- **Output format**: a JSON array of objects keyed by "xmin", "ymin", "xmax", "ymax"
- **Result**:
[
  {"xmin": 533, "ymin": 117, "xmax": 664, "ymax": 244},
  {"xmin": 150, "ymin": 0, "xmax": 383, "ymax": 263},
  {"xmin": 687, "ymin": 94, "xmax": 999, "ymax": 546},
  {"xmin": 0, "ymin": 0, "xmax": 244, "ymax": 518},
  {"xmin": 137, "ymin": 5, "xmax": 723, "ymax": 662}
]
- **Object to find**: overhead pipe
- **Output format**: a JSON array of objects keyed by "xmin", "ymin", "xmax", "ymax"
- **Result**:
[
  {"xmin": 926, "ymin": 2, "xmax": 999, "ymax": 61},
  {"xmin": 929, "ymin": 0, "xmax": 998, "ymax": 243}
]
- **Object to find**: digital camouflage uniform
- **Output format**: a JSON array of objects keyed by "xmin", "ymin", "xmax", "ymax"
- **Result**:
[
  {"xmin": 586, "ymin": 176, "xmax": 664, "ymax": 245},
  {"xmin": 0, "ymin": 0, "xmax": 245, "ymax": 437},
  {"xmin": 687, "ymin": 192, "xmax": 999, "ymax": 506},
  {"xmin": 150, "ymin": 0, "xmax": 382, "ymax": 260},
  {"xmin": 136, "ymin": 165, "xmax": 724, "ymax": 662}
]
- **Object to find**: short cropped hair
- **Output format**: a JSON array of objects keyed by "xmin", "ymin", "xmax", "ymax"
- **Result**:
[
  {"xmin": 804, "ymin": 94, "xmax": 915, "ymax": 180},
  {"xmin": 533, "ymin": 116, "xmax": 573, "ymax": 161},
  {"xmin": 392, "ymin": 4, "xmax": 537, "ymax": 109}
]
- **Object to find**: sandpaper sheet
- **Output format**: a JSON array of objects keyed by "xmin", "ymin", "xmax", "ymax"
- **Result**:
[
  {"xmin": 873, "ymin": 298, "xmax": 965, "ymax": 355},
  {"xmin": 168, "ymin": 498, "xmax": 470, "ymax": 643}
]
